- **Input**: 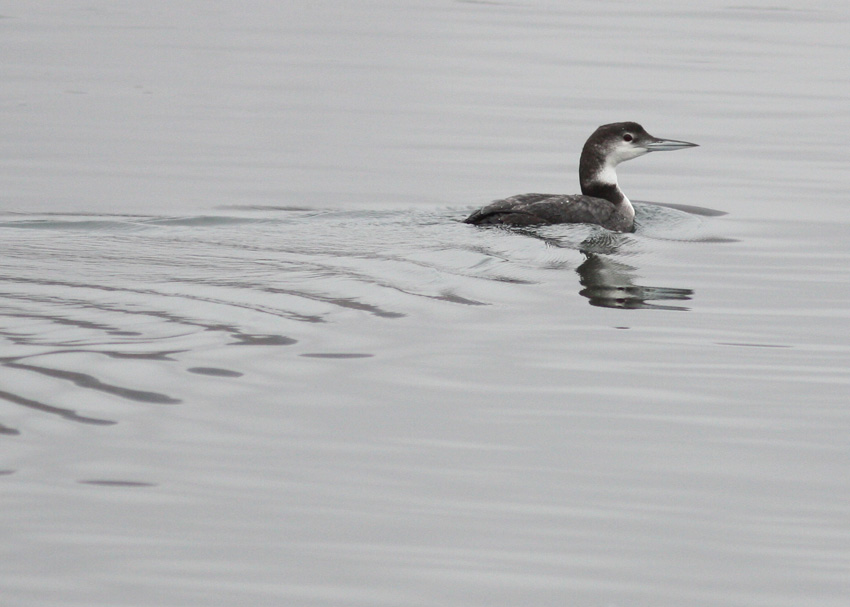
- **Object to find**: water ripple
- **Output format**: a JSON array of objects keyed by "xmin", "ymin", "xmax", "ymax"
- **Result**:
[{"xmin": 0, "ymin": 206, "xmax": 722, "ymax": 432}]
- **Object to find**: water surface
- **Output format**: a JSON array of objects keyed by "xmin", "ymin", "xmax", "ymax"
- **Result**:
[{"xmin": 2, "ymin": 2, "xmax": 849, "ymax": 606}]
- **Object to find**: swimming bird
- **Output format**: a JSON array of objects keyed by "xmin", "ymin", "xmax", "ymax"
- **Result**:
[{"xmin": 463, "ymin": 122, "xmax": 697, "ymax": 232}]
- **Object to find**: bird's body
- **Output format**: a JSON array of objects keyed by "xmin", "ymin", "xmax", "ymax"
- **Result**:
[
  {"xmin": 464, "ymin": 122, "xmax": 697, "ymax": 232},
  {"xmin": 463, "ymin": 192, "xmax": 634, "ymax": 232}
]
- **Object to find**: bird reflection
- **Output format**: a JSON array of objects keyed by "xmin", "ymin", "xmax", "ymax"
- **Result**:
[
  {"xmin": 480, "ymin": 225, "xmax": 695, "ymax": 310},
  {"xmin": 576, "ymin": 253, "xmax": 692, "ymax": 310}
]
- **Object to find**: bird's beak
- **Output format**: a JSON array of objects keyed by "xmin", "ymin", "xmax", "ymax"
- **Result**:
[{"xmin": 643, "ymin": 137, "xmax": 699, "ymax": 152}]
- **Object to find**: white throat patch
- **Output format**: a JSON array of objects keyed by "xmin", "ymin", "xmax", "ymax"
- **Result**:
[{"xmin": 596, "ymin": 165, "xmax": 618, "ymax": 186}]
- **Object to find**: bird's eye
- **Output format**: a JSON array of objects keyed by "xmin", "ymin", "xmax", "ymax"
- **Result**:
[{"xmin": 623, "ymin": 133, "xmax": 633, "ymax": 142}]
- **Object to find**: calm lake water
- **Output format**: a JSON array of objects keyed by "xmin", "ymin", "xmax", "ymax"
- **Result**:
[{"xmin": 2, "ymin": 2, "xmax": 849, "ymax": 606}]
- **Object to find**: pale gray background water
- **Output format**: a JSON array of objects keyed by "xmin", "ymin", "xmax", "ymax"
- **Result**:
[{"xmin": 2, "ymin": 2, "xmax": 849, "ymax": 606}]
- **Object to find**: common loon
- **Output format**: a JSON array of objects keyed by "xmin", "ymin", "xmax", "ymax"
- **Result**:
[{"xmin": 463, "ymin": 122, "xmax": 697, "ymax": 232}]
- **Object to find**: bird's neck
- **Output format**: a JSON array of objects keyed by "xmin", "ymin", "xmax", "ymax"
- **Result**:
[
  {"xmin": 580, "ymin": 146, "xmax": 622, "ymax": 200},
  {"xmin": 580, "ymin": 165, "xmax": 628, "ymax": 201},
  {"xmin": 580, "ymin": 160, "xmax": 634, "ymax": 221}
]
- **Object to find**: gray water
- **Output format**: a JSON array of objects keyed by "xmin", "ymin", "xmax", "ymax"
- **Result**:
[{"xmin": 2, "ymin": 2, "xmax": 850, "ymax": 606}]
